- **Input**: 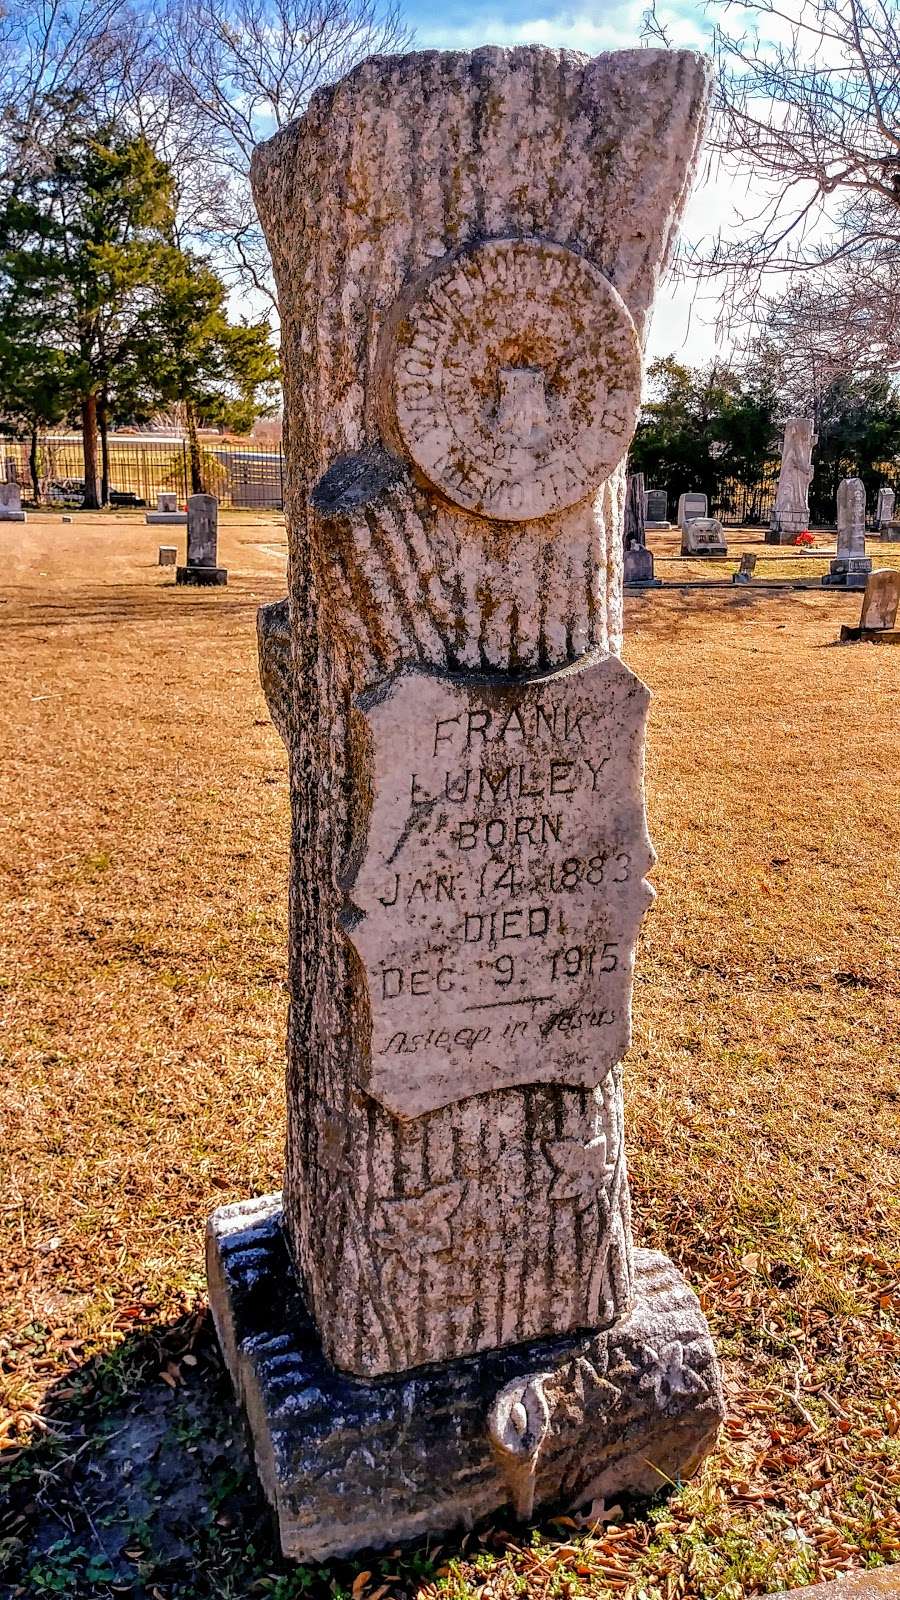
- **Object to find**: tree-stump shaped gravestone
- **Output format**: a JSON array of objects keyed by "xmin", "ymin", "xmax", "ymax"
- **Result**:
[{"xmin": 207, "ymin": 45, "xmax": 724, "ymax": 1562}]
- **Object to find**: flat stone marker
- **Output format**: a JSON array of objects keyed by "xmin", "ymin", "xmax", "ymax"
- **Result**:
[
  {"xmin": 207, "ymin": 43, "xmax": 722, "ymax": 1562},
  {"xmin": 733, "ymin": 551, "xmax": 757, "ymax": 583},
  {"xmin": 176, "ymin": 493, "xmax": 227, "ymax": 585},
  {"xmin": 0, "ymin": 481, "xmax": 26, "ymax": 522},
  {"xmin": 677, "ymin": 490, "xmax": 707, "ymax": 529},
  {"xmin": 146, "ymin": 490, "xmax": 187, "ymax": 526},
  {"xmin": 645, "ymin": 487, "xmax": 668, "ymax": 525},
  {"xmin": 768, "ymin": 417, "xmax": 814, "ymax": 545},
  {"xmin": 683, "ymin": 515, "xmax": 727, "ymax": 556},
  {"xmin": 840, "ymin": 568, "xmax": 900, "ymax": 640},
  {"xmin": 158, "ymin": 545, "xmax": 177, "ymax": 566}
]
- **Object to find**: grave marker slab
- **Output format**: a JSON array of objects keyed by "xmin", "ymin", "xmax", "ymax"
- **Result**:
[
  {"xmin": 876, "ymin": 486, "xmax": 896, "ymax": 536},
  {"xmin": 677, "ymin": 490, "xmax": 707, "ymax": 529},
  {"xmin": 644, "ymin": 487, "xmax": 669, "ymax": 525},
  {"xmin": 840, "ymin": 569, "xmax": 900, "ymax": 640},
  {"xmin": 176, "ymin": 493, "xmax": 227, "ymax": 585},
  {"xmin": 146, "ymin": 490, "xmax": 187, "ymax": 526},
  {"xmin": 824, "ymin": 478, "xmax": 870, "ymax": 587},
  {"xmin": 0, "ymin": 481, "xmax": 26, "ymax": 522},
  {"xmin": 732, "ymin": 552, "xmax": 757, "ymax": 583},
  {"xmin": 158, "ymin": 545, "xmax": 177, "ymax": 566},
  {"xmin": 206, "ymin": 43, "xmax": 723, "ymax": 1560},
  {"xmin": 682, "ymin": 515, "xmax": 727, "ymax": 556}
]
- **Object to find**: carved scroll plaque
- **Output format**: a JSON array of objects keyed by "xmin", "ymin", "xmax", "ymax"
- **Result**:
[
  {"xmin": 347, "ymin": 652, "xmax": 655, "ymax": 1117},
  {"xmin": 387, "ymin": 239, "xmax": 642, "ymax": 522}
]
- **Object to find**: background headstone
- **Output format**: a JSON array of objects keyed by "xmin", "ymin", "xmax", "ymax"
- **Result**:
[
  {"xmin": 677, "ymin": 490, "xmax": 707, "ymax": 529},
  {"xmin": 825, "ymin": 477, "xmax": 870, "ymax": 588},
  {"xmin": 146, "ymin": 490, "xmax": 187, "ymax": 526},
  {"xmin": 207, "ymin": 44, "xmax": 723, "ymax": 1560},
  {"xmin": 645, "ymin": 487, "xmax": 668, "ymax": 525},
  {"xmin": 875, "ymin": 486, "xmax": 896, "ymax": 534},
  {"xmin": 624, "ymin": 471, "xmax": 646, "ymax": 548},
  {"xmin": 859, "ymin": 569, "xmax": 900, "ymax": 631},
  {"xmin": 768, "ymin": 418, "xmax": 814, "ymax": 545},
  {"xmin": 733, "ymin": 551, "xmax": 757, "ymax": 583},
  {"xmin": 682, "ymin": 515, "xmax": 727, "ymax": 556},
  {"xmin": 176, "ymin": 493, "xmax": 227, "ymax": 585},
  {"xmin": 0, "ymin": 481, "xmax": 26, "ymax": 522}
]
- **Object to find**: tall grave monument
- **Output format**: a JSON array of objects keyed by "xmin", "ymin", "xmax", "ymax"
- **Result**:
[
  {"xmin": 767, "ymin": 418, "xmax": 814, "ymax": 544},
  {"xmin": 824, "ymin": 476, "xmax": 871, "ymax": 588},
  {"xmin": 176, "ymin": 493, "xmax": 227, "ymax": 586},
  {"xmin": 208, "ymin": 46, "xmax": 723, "ymax": 1560}
]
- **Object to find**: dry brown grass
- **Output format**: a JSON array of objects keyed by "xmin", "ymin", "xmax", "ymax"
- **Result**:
[{"xmin": 0, "ymin": 513, "xmax": 898, "ymax": 1599}]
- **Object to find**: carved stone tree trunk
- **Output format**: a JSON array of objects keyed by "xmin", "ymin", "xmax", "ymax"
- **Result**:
[{"xmin": 209, "ymin": 45, "xmax": 724, "ymax": 1563}]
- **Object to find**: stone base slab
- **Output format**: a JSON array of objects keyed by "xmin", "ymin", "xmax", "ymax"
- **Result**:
[
  {"xmin": 0, "ymin": 510, "xmax": 26, "ymax": 522},
  {"xmin": 147, "ymin": 511, "xmax": 188, "ymax": 525},
  {"xmin": 207, "ymin": 1194, "xmax": 724, "ymax": 1564},
  {"xmin": 176, "ymin": 564, "xmax": 228, "ymax": 586}
]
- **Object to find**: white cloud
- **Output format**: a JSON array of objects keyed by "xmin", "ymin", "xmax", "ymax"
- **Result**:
[{"xmin": 416, "ymin": 4, "xmax": 706, "ymax": 53}]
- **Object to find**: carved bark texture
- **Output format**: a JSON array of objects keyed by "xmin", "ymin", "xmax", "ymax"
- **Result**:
[{"xmin": 251, "ymin": 46, "xmax": 711, "ymax": 1377}]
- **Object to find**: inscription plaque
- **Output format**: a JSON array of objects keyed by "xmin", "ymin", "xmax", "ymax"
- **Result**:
[
  {"xmin": 388, "ymin": 239, "xmax": 642, "ymax": 523},
  {"xmin": 347, "ymin": 653, "xmax": 655, "ymax": 1117}
]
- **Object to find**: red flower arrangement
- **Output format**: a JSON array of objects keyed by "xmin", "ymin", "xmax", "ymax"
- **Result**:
[{"xmin": 792, "ymin": 531, "xmax": 815, "ymax": 546}]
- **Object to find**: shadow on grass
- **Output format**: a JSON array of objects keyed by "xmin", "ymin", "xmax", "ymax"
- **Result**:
[
  {"xmin": 0, "ymin": 1309, "xmax": 478, "ymax": 1600},
  {"xmin": 3, "ymin": 581, "xmax": 285, "ymax": 633}
]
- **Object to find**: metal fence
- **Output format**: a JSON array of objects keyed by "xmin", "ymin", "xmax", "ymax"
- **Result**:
[{"xmin": 2, "ymin": 435, "xmax": 285, "ymax": 510}]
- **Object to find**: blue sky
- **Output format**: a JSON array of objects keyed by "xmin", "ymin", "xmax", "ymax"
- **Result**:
[{"xmin": 398, "ymin": 0, "xmax": 734, "ymax": 368}]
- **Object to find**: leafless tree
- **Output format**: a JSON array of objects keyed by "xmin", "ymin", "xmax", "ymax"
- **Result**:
[
  {"xmin": 154, "ymin": 0, "xmax": 412, "ymax": 304},
  {"xmin": 701, "ymin": 0, "xmax": 900, "ymax": 342}
]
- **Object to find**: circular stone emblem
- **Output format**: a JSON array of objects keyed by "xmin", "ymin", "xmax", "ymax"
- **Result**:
[{"xmin": 390, "ymin": 239, "xmax": 642, "ymax": 522}]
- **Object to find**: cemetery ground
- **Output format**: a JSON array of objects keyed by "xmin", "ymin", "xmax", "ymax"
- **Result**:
[{"xmin": 1, "ymin": 513, "xmax": 898, "ymax": 1600}]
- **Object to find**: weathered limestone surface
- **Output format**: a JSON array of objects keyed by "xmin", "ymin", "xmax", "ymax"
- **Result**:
[
  {"xmin": 768, "ymin": 418, "xmax": 814, "ymax": 544},
  {"xmin": 208, "ymin": 1195, "xmax": 724, "ymax": 1562},
  {"xmin": 248, "ymin": 45, "xmax": 713, "ymax": 1383},
  {"xmin": 176, "ymin": 493, "xmax": 227, "ymax": 586}
]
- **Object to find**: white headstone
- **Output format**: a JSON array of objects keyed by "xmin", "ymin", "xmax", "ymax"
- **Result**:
[
  {"xmin": 0, "ymin": 481, "xmax": 26, "ymax": 521},
  {"xmin": 682, "ymin": 516, "xmax": 727, "ymax": 556},
  {"xmin": 677, "ymin": 490, "xmax": 707, "ymax": 529}
]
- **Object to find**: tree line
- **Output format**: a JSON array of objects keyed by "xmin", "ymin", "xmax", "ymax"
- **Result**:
[
  {"xmin": 631, "ymin": 357, "xmax": 900, "ymax": 524},
  {"xmin": 0, "ymin": 0, "xmax": 406, "ymax": 507},
  {"xmin": 0, "ymin": 118, "xmax": 280, "ymax": 506}
]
